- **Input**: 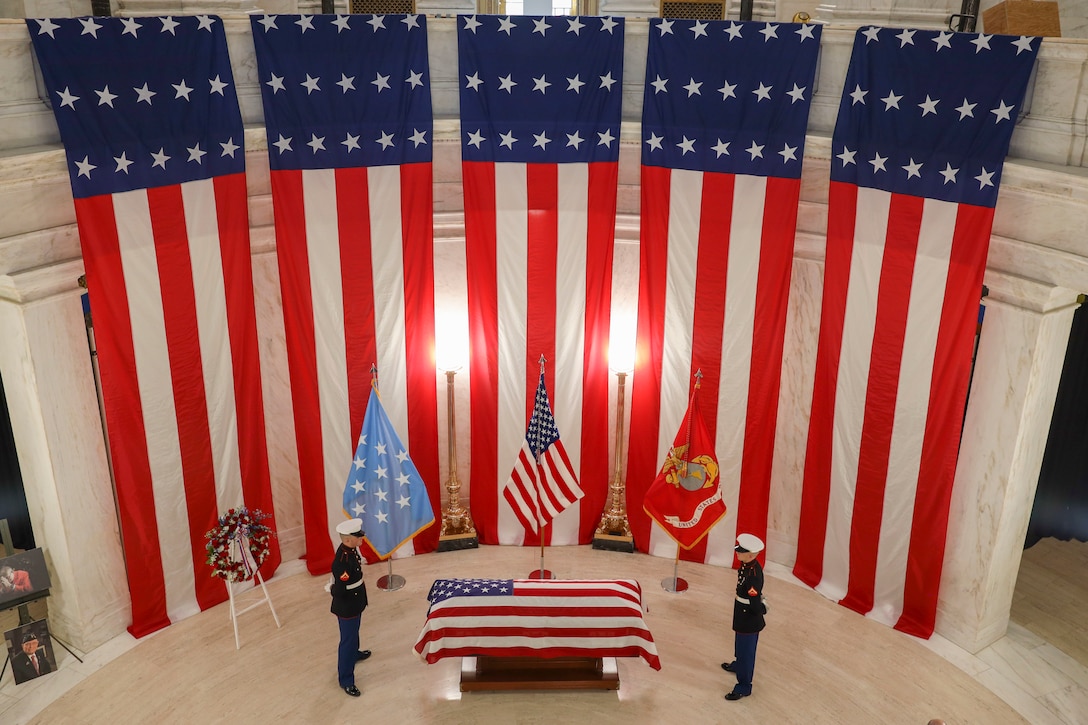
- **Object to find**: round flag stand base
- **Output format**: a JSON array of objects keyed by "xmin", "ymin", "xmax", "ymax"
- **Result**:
[
  {"xmin": 661, "ymin": 576, "xmax": 688, "ymax": 593},
  {"xmin": 378, "ymin": 573, "xmax": 405, "ymax": 591},
  {"xmin": 527, "ymin": 569, "xmax": 554, "ymax": 580}
]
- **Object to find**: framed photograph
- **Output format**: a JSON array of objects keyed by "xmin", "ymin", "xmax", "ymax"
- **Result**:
[
  {"xmin": 0, "ymin": 548, "xmax": 51, "ymax": 609},
  {"xmin": 4, "ymin": 619, "xmax": 56, "ymax": 685}
]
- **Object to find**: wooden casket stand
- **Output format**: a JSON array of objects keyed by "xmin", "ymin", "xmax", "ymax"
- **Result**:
[{"xmin": 460, "ymin": 655, "xmax": 620, "ymax": 692}]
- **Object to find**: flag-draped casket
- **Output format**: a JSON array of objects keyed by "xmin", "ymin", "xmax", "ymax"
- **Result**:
[
  {"xmin": 795, "ymin": 27, "xmax": 1040, "ymax": 637},
  {"xmin": 457, "ymin": 14, "xmax": 624, "ymax": 547},
  {"xmin": 626, "ymin": 19, "xmax": 821, "ymax": 565},
  {"xmin": 28, "ymin": 15, "xmax": 281, "ymax": 636},
  {"xmin": 251, "ymin": 13, "xmax": 441, "ymax": 569}
]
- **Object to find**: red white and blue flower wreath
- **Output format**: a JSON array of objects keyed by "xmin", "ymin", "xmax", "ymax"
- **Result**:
[{"xmin": 205, "ymin": 507, "xmax": 275, "ymax": 582}]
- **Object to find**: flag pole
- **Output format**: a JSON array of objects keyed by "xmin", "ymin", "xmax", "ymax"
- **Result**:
[
  {"xmin": 662, "ymin": 370, "xmax": 701, "ymax": 594},
  {"xmin": 371, "ymin": 363, "xmax": 406, "ymax": 592},
  {"xmin": 528, "ymin": 355, "xmax": 554, "ymax": 580},
  {"xmin": 662, "ymin": 544, "xmax": 689, "ymax": 593}
]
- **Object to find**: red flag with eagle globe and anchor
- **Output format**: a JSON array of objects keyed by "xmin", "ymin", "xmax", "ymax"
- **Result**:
[{"xmin": 643, "ymin": 381, "xmax": 727, "ymax": 549}]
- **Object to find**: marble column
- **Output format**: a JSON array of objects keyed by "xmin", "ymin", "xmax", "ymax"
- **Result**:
[
  {"xmin": 803, "ymin": 0, "xmax": 959, "ymax": 29},
  {"xmin": 936, "ymin": 273, "xmax": 1081, "ymax": 653},
  {"xmin": 0, "ymin": 248, "xmax": 130, "ymax": 652}
]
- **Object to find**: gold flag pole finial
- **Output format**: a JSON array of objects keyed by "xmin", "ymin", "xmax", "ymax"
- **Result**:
[{"xmin": 681, "ymin": 369, "xmax": 703, "ymax": 478}]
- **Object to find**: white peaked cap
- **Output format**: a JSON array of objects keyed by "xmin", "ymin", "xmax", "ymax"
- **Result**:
[
  {"xmin": 735, "ymin": 533, "xmax": 765, "ymax": 554},
  {"xmin": 336, "ymin": 518, "xmax": 364, "ymax": 536}
]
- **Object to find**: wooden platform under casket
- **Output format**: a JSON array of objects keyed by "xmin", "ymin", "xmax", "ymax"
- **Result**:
[{"xmin": 459, "ymin": 655, "xmax": 620, "ymax": 692}]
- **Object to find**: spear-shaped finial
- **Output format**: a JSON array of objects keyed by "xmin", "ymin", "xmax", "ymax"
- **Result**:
[{"xmin": 682, "ymin": 369, "xmax": 704, "ymax": 476}]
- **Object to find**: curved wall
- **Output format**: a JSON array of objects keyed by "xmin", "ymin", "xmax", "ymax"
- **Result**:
[{"xmin": 0, "ymin": 17, "xmax": 1085, "ymax": 654}]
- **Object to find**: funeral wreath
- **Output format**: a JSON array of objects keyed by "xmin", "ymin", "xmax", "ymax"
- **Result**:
[{"xmin": 205, "ymin": 507, "xmax": 275, "ymax": 582}]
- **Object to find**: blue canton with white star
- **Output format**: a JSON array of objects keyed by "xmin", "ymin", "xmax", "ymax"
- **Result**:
[
  {"xmin": 830, "ymin": 27, "xmax": 1040, "ymax": 208},
  {"xmin": 27, "ymin": 15, "xmax": 245, "ymax": 198},
  {"xmin": 641, "ymin": 19, "xmax": 821, "ymax": 178},
  {"xmin": 427, "ymin": 578, "xmax": 514, "ymax": 605},
  {"xmin": 251, "ymin": 13, "xmax": 432, "ymax": 170},
  {"xmin": 458, "ymin": 14, "xmax": 624, "ymax": 164},
  {"xmin": 525, "ymin": 374, "xmax": 562, "ymax": 460}
]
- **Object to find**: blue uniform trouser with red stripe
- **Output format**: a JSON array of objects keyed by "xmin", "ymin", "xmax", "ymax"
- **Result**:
[
  {"xmin": 731, "ymin": 631, "xmax": 760, "ymax": 696},
  {"xmin": 337, "ymin": 614, "xmax": 361, "ymax": 688}
]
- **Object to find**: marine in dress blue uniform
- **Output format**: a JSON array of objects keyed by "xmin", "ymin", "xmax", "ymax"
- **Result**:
[
  {"xmin": 331, "ymin": 518, "xmax": 371, "ymax": 697},
  {"xmin": 721, "ymin": 533, "xmax": 766, "ymax": 701}
]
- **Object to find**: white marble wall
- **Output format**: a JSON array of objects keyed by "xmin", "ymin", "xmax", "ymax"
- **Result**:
[
  {"xmin": 804, "ymin": 1, "xmax": 967, "ymax": 29},
  {"xmin": 0, "ymin": 287, "xmax": 130, "ymax": 653},
  {"xmin": 939, "ymin": 281, "xmax": 1080, "ymax": 652}
]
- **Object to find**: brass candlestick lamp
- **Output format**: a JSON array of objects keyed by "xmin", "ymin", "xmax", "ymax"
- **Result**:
[
  {"xmin": 436, "ymin": 363, "xmax": 478, "ymax": 552},
  {"xmin": 592, "ymin": 329, "xmax": 636, "ymax": 553}
]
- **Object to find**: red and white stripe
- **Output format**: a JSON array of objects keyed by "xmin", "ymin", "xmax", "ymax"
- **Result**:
[
  {"xmin": 503, "ymin": 435, "xmax": 583, "ymax": 534},
  {"xmin": 464, "ymin": 161, "xmax": 614, "ymax": 547},
  {"xmin": 626, "ymin": 167, "xmax": 800, "ymax": 566},
  {"xmin": 271, "ymin": 163, "xmax": 440, "ymax": 571},
  {"xmin": 795, "ymin": 183, "xmax": 992, "ymax": 638},
  {"xmin": 76, "ymin": 174, "xmax": 280, "ymax": 637},
  {"xmin": 413, "ymin": 579, "xmax": 661, "ymax": 669}
]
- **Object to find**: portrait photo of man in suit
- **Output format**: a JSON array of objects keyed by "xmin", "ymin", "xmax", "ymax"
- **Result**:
[{"xmin": 5, "ymin": 621, "xmax": 56, "ymax": 685}]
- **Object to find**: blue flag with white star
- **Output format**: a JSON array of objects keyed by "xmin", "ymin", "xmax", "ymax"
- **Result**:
[
  {"xmin": 27, "ymin": 15, "xmax": 245, "ymax": 197},
  {"xmin": 344, "ymin": 387, "xmax": 435, "ymax": 559},
  {"xmin": 641, "ymin": 18, "xmax": 821, "ymax": 176},
  {"xmin": 829, "ymin": 27, "xmax": 1040, "ymax": 207}
]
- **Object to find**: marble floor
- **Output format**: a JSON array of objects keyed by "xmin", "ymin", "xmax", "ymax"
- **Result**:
[{"xmin": 0, "ymin": 540, "xmax": 1085, "ymax": 724}]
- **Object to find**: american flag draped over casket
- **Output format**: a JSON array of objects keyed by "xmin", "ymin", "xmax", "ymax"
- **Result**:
[{"xmin": 413, "ymin": 578, "xmax": 661, "ymax": 670}]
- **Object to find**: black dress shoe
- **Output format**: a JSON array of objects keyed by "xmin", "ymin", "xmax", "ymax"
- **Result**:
[
  {"xmin": 356, "ymin": 650, "xmax": 372, "ymax": 662},
  {"xmin": 721, "ymin": 661, "xmax": 736, "ymax": 672},
  {"xmin": 344, "ymin": 685, "xmax": 361, "ymax": 697},
  {"xmin": 725, "ymin": 691, "xmax": 749, "ymax": 701}
]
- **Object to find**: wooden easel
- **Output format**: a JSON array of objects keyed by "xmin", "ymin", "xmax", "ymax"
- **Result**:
[{"xmin": 225, "ymin": 536, "xmax": 281, "ymax": 650}]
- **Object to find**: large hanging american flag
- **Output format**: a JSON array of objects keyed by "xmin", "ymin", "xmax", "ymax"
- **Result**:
[
  {"xmin": 626, "ymin": 19, "xmax": 821, "ymax": 565},
  {"xmin": 251, "ymin": 14, "xmax": 440, "ymax": 571},
  {"xmin": 458, "ymin": 15, "xmax": 624, "ymax": 547},
  {"xmin": 27, "ymin": 15, "xmax": 280, "ymax": 636},
  {"xmin": 795, "ymin": 27, "xmax": 1040, "ymax": 637}
]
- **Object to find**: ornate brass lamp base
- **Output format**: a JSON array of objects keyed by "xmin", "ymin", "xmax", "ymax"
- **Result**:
[
  {"xmin": 438, "ymin": 531, "xmax": 479, "ymax": 552},
  {"xmin": 592, "ymin": 532, "xmax": 635, "ymax": 553}
]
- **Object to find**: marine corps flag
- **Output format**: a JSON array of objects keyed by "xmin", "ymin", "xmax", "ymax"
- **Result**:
[{"xmin": 643, "ymin": 377, "xmax": 726, "ymax": 549}]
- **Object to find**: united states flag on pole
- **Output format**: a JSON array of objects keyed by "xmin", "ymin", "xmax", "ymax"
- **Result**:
[
  {"xmin": 458, "ymin": 15, "xmax": 624, "ymax": 547},
  {"xmin": 625, "ymin": 20, "xmax": 821, "ymax": 565},
  {"xmin": 504, "ymin": 371, "xmax": 584, "ymax": 534},
  {"xmin": 28, "ymin": 15, "xmax": 280, "ymax": 637},
  {"xmin": 413, "ymin": 578, "xmax": 661, "ymax": 669},
  {"xmin": 251, "ymin": 14, "xmax": 440, "ymax": 570},
  {"xmin": 343, "ymin": 386, "xmax": 435, "ymax": 559},
  {"xmin": 794, "ymin": 28, "xmax": 1040, "ymax": 637}
]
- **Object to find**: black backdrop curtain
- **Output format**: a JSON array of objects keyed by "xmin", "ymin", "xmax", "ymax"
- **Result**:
[
  {"xmin": 0, "ymin": 370, "xmax": 34, "ymax": 550},
  {"xmin": 1026, "ymin": 300, "xmax": 1088, "ymax": 547}
]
